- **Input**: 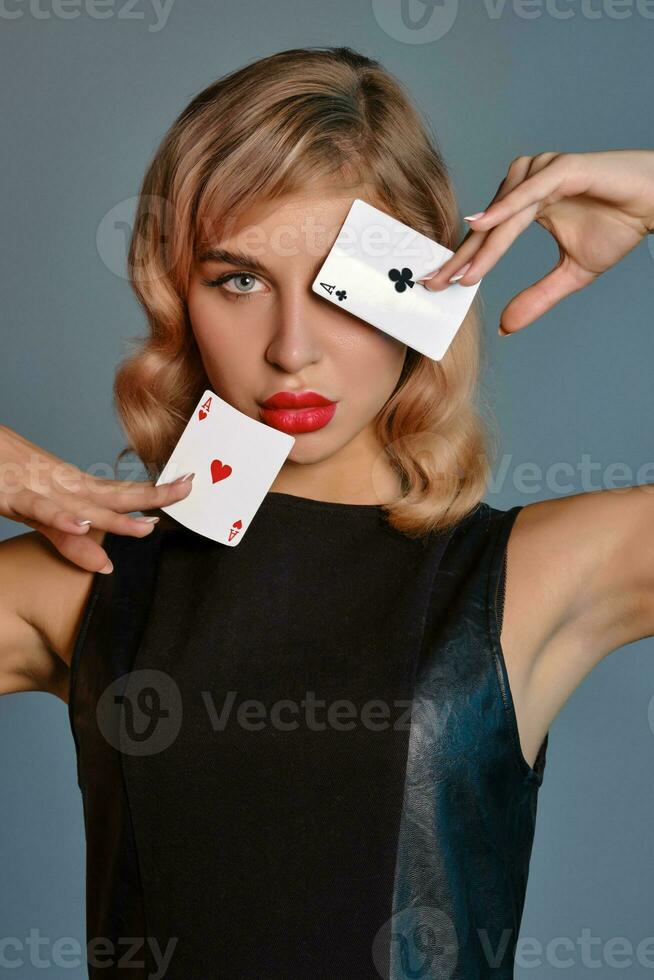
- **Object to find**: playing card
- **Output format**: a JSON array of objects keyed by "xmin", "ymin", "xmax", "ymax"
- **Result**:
[
  {"xmin": 311, "ymin": 198, "xmax": 481, "ymax": 361},
  {"xmin": 155, "ymin": 390, "xmax": 295, "ymax": 546}
]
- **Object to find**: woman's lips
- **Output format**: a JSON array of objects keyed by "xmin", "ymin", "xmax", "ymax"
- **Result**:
[{"xmin": 259, "ymin": 403, "xmax": 337, "ymax": 434}]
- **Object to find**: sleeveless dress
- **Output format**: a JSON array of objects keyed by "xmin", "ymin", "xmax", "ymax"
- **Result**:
[{"xmin": 68, "ymin": 492, "xmax": 548, "ymax": 979}]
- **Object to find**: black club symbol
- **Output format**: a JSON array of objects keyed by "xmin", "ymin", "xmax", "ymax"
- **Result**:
[
  {"xmin": 336, "ymin": 289, "xmax": 347, "ymax": 302},
  {"xmin": 388, "ymin": 267, "xmax": 415, "ymax": 293}
]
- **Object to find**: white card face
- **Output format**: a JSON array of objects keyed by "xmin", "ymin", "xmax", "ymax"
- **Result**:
[
  {"xmin": 311, "ymin": 198, "xmax": 481, "ymax": 361},
  {"xmin": 155, "ymin": 390, "xmax": 295, "ymax": 546}
]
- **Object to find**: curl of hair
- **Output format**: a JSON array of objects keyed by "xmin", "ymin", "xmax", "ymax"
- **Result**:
[{"xmin": 114, "ymin": 45, "xmax": 498, "ymax": 538}]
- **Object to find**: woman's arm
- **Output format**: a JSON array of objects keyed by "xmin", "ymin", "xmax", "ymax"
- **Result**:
[
  {"xmin": 458, "ymin": 149, "xmax": 654, "ymax": 665},
  {"xmin": 494, "ymin": 486, "xmax": 654, "ymax": 769},
  {"xmin": 420, "ymin": 150, "xmax": 654, "ymax": 750},
  {"xmin": 508, "ymin": 486, "xmax": 654, "ymax": 667},
  {"xmin": 0, "ymin": 526, "xmax": 106, "ymax": 701},
  {"xmin": 0, "ymin": 425, "xmax": 192, "ymax": 698}
]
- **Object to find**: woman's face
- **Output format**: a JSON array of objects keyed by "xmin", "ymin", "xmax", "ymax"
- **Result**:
[{"xmin": 186, "ymin": 187, "xmax": 408, "ymax": 501}]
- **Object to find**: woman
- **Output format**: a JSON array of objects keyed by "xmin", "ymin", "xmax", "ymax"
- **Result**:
[{"xmin": 1, "ymin": 46, "xmax": 653, "ymax": 980}]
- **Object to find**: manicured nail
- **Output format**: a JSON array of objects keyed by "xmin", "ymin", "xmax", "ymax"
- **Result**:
[
  {"xmin": 464, "ymin": 211, "xmax": 486, "ymax": 222},
  {"xmin": 418, "ymin": 265, "xmax": 443, "ymax": 287},
  {"xmin": 449, "ymin": 262, "xmax": 472, "ymax": 283},
  {"xmin": 75, "ymin": 518, "xmax": 92, "ymax": 526},
  {"xmin": 134, "ymin": 515, "xmax": 159, "ymax": 523},
  {"xmin": 173, "ymin": 472, "xmax": 195, "ymax": 483},
  {"xmin": 99, "ymin": 560, "xmax": 113, "ymax": 574},
  {"xmin": 498, "ymin": 324, "xmax": 509, "ymax": 336}
]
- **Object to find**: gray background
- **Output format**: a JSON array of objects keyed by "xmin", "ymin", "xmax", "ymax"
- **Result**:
[{"xmin": 1, "ymin": 1, "xmax": 653, "ymax": 976}]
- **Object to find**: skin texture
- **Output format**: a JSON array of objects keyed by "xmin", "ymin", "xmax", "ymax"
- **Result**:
[
  {"xmin": 187, "ymin": 186, "xmax": 408, "ymax": 505},
  {"xmin": 2, "ymin": 152, "xmax": 654, "ymax": 776}
]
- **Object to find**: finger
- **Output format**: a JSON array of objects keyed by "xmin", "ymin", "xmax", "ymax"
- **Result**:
[
  {"xmin": 444, "ymin": 203, "xmax": 539, "ymax": 287},
  {"xmin": 51, "ymin": 467, "xmax": 192, "ymax": 494},
  {"xmin": 58, "ymin": 472, "xmax": 195, "ymax": 512},
  {"xmin": 463, "ymin": 153, "xmax": 576, "ymax": 233},
  {"xmin": 5, "ymin": 487, "xmax": 100, "ymax": 535},
  {"xmin": 22, "ymin": 520, "xmax": 114, "ymax": 574},
  {"xmin": 37, "ymin": 484, "xmax": 174, "ymax": 537},
  {"xmin": 420, "ymin": 157, "xmax": 535, "ymax": 290},
  {"xmin": 499, "ymin": 259, "xmax": 596, "ymax": 334},
  {"xmin": 7, "ymin": 485, "xmax": 162, "ymax": 538},
  {"xmin": 418, "ymin": 233, "xmax": 485, "ymax": 291}
]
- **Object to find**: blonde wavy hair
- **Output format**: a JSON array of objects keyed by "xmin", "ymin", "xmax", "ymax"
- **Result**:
[{"xmin": 114, "ymin": 45, "xmax": 498, "ymax": 538}]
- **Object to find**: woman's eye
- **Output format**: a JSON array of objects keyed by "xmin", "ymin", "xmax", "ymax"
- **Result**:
[{"xmin": 202, "ymin": 272, "xmax": 266, "ymax": 300}]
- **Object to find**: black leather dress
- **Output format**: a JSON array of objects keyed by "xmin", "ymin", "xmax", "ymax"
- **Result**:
[{"xmin": 68, "ymin": 492, "xmax": 548, "ymax": 979}]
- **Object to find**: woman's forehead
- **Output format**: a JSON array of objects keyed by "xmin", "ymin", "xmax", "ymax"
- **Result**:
[{"xmin": 195, "ymin": 190, "xmax": 376, "ymax": 264}]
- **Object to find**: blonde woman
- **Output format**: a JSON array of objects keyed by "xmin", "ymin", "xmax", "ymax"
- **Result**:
[{"xmin": 1, "ymin": 46, "xmax": 653, "ymax": 980}]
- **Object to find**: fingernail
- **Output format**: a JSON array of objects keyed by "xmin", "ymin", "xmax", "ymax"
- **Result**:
[
  {"xmin": 173, "ymin": 472, "xmax": 195, "ymax": 484},
  {"xmin": 99, "ymin": 560, "xmax": 113, "ymax": 574},
  {"xmin": 498, "ymin": 323, "xmax": 509, "ymax": 336},
  {"xmin": 464, "ymin": 211, "xmax": 486, "ymax": 222},
  {"xmin": 134, "ymin": 515, "xmax": 160, "ymax": 523},
  {"xmin": 75, "ymin": 518, "xmax": 92, "ymax": 526},
  {"xmin": 449, "ymin": 262, "xmax": 472, "ymax": 283},
  {"xmin": 418, "ymin": 266, "xmax": 443, "ymax": 289}
]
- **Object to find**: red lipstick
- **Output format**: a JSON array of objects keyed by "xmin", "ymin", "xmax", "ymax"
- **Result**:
[{"xmin": 259, "ymin": 390, "xmax": 337, "ymax": 434}]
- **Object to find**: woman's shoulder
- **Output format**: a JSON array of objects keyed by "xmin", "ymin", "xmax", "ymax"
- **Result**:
[
  {"xmin": 445, "ymin": 498, "xmax": 523, "ymax": 550},
  {"xmin": 428, "ymin": 499, "xmax": 525, "ymax": 604}
]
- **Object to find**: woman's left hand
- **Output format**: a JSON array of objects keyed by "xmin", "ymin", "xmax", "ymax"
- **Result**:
[{"xmin": 420, "ymin": 149, "xmax": 654, "ymax": 335}]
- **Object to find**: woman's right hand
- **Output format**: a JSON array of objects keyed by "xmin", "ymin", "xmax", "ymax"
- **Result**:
[{"xmin": 0, "ymin": 425, "xmax": 194, "ymax": 574}]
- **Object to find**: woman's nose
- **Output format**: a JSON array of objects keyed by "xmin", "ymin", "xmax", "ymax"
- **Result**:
[{"xmin": 264, "ymin": 286, "xmax": 325, "ymax": 372}]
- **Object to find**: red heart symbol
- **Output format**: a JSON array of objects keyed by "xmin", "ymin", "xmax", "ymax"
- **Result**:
[
  {"xmin": 199, "ymin": 409, "xmax": 207, "ymax": 420},
  {"xmin": 210, "ymin": 459, "xmax": 232, "ymax": 483},
  {"xmin": 232, "ymin": 519, "xmax": 242, "ymax": 529}
]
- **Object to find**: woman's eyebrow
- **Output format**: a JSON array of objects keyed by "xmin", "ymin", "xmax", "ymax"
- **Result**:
[{"xmin": 197, "ymin": 247, "xmax": 270, "ymax": 276}]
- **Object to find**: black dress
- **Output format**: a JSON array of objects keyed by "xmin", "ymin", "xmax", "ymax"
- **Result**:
[{"xmin": 68, "ymin": 491, "xmax": 548, "ymax": 979}]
